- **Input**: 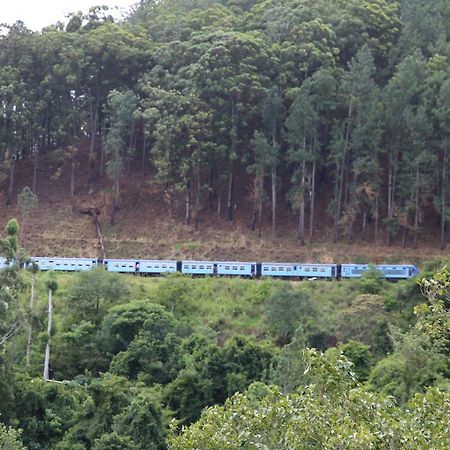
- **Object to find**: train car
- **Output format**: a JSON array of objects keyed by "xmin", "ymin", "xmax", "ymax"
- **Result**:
[
  {"xmin": 261, "ymin": 262, "xmax": 297, "ymax": 277},
  {"xmin": 104, "ymin": 259, "xmax": 136, "ymax": 273},
  {"xmin": 182, "ymin": 260, "xmax": 215, "ymax": 276},
  {"xmin": 138, "ymin": 259, "xmax": 178, "ymax": 275},
  {"xmin": 375, "ymin": 264, "xmax": 419, "ymax": 279},
  {"xmin": 341, "ymin": 264, "xmax": 419, "ymax": 280},
  {"xmin": 216, "ymin": 261, "xmax": 256, "ymax": 277},
  {"xmin": 340, "ymin": 264, "xmax": 369, "ymax": 278},
  {"xmin": 297, "ymin": 264, "xmax": 337, "ymax": 279},
  {"xmin": 0, "ymin": 257, "xmax": 8, "ymax": 270},
  {"xmin": 32, "ymin": 257, "xmax": 97, "ymax": 271}
]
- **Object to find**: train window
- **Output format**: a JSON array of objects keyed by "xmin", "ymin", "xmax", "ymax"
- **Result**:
[
  {"xmin": 305, "ymin": 268, "xmax": 311, "ymax": 272},
  {"xmin": 320, "ymin": 268, "xmax": 325, "ymax": 272},
  {"xmin": 155, "ymin": 265, "xmax": 159, "ymax": 268},
  {"xmin": 233, "ymin": 266, "xmax": 238, "ymax": 270},
  {"xmin": 162, "ymin": 265, "xmax": 167, "ymax": 268},
  {"xmin": 287, "ymin": 267, "xmax": 292, "ymax": 272},
  {"xmin": 225, "ymin": 266, "xmax": 230, "ymax": 270},
  {"xmin": 199, "ymin": 265, "xmax": 204, "ymax": 269},
  {"xmin": 207, "ymin": 265, "xmax": 212, "ymax": 269},
  {"xmin": 263, "ymin": 267, "xmax": 269, "ymax": 271},
  {"xmin": 279, "ymin": 267, "xmax": 284, "ymax": 271},
  {"xmin": 114, "ymin": 263, "xmax": 119, "ymax": 267},
  {"xmin": 183, "ymin": 265, "xmax": 188, "ymax": 269},
  {"xmin": 240, "ymin": 266, "xmax": 245, "ymax": 270},
  {"xmin": 313, "ymin": 268, "xmax": 318, "ymax": 272},
  {"xmin": 192, "ymin": 265, "xmax": 197, "ymax": 269}
]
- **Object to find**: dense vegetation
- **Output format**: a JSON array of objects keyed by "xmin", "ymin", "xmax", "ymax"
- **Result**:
[
  {"xmin": 0, "ymin": 219, "xmax": 450, "ymax": 448},
  {"xmin": 1, "ymin": 0, "xmax": 450, "ymax": 246}
]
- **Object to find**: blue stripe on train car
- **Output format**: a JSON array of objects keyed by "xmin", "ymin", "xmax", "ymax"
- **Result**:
[{"xmin": 181, "ymin": 261, "xmax": 214, "ymax": 275}]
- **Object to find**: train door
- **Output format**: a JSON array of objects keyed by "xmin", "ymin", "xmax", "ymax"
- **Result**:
[{"xmin": 213, "ymin": 263, "xmax": 218, "ymax": 276}]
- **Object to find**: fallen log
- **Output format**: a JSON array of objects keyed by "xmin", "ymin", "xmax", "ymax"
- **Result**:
[{"xmin": 73, "ymin": 206, "xmax": 106, "ymax": 259}]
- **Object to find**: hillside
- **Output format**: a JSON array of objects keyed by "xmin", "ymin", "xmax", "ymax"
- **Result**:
[{"xmin": 0, "ymin": 144, "xmax": 446, "ymax": 265}]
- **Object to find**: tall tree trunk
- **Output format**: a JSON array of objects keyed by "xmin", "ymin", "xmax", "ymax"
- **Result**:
[
  {"xmin": 88, "ymin": 100, "xmax": 99, "ymax": 183},
  {"xmin": 386, "ymin": 146, "xmax": 397, "ymax": 246},
  {"xmin": 298, "ymin": 157, "xmax": 306, "ymax": 245},
  {"xmin": 111, "ymin": 175, "xmax": 119, "ymax": 225},
  {"xmin": 334, "ymin": 100, "xmax": 353, "ymax": 242},
  {"xmin": 374, "ymin": 194, "xmax": 379, "ymax": 244},
  {"xmin": 309, "ymin": 158, "xmax": 316, "ymax": 241},
  {"xmin": 70, "ymin": 159, "xmax": 75, "ymax": 197},
  {"xmin": 100, "ymin": 127, "xmax": 105, "ymax": 178},
  {"xmin": 258, "ymin": 179, "xmax": 263, "ymax": 238},
  {"xmin": 271, "ymin": 164, "xmax": 276, "ymax": 238},
  {"xmin": 7, "ymin": 158, "xmax": 15, "ymax": 205},
  {"xmin": 185, "ymin": 180, "xmax": 191, "ymax": 225},
  {"xmin": 194, "ymin": 164, "xmax": 200, "ymax": 231},
  {"xmin": 413, "ymin": 163, "xmax": 420, "ymax": 249},
  {"xmin": 441, "ymin": 144, "xmax": 448, "ymax": 250},
  {"xmin": 127, "ymin": 122, "xmax": 135, "ymax": 176},
  {"xmin": 226, "ymin": 171, "xmax": 233, "ymax": 221},
  {"xmin": 43, "ymin": 289, "xmax": 53, "ymax": 381},
  {"xmin": 362, "ymin": 212, "xmax": 367, "ymax": 240},
  {"xmin": 26, "ymin": 273, "xmax": 36, "ymax": 366},
  {"xmin": 207, "ymin": 168, "xmax": 213, "ymax": 211},
  {"xmin": 141, "ymin": 131, "xmax": 147, "ymax": 179},
  {"xmin": 33, "ymin": 146, "xmax": 39, "ymax": 192}
]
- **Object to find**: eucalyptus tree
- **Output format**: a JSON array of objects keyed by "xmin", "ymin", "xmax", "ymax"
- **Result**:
[
  {"xmin": 142, "ymin": 85, "xmax": 214, "ymax": 225},
  {"xmin": 261, "ymin": 86, "xmax": 284, "ymax": 237},
  {"xmin": 433, "ymin": 74, "xmax": 450, "ymax": 249},
  {"xmin": 185, "ymin": 31, "xmax": 274, "ymax": 221},
  {"xmin": 104, "ymin": 89, "xmax": 139, "ymax": 225},
  {"xmin": 285, "ymin": 80, "xmax": 317, "ymax": 244},
  {"xmin": 330, "ymin": 45, "xmax": 381, "ymax": 242},
  {"xmin": 248, "ymin": 131, "xmax": 271, "ymax": 236}
]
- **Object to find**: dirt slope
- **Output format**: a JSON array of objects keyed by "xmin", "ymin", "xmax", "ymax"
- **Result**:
[{"xmin": 0, "ymin": 146, "xmax": 446, "ymax": 266}]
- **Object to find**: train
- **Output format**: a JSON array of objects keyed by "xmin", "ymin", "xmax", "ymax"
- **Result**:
[{"xmin": 0, "ymin": 256, "xmax": 420, "ymax": 280}]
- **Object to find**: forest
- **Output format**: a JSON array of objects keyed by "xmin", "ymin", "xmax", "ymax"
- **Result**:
[
  {"xmin": 2, "ymin": 0, "xmax": 450, "ymax": 447},
  {"xmin": 1, "ymin": 0, "xmax": 450, "ymax": 248},
  {"xmin": 0, "ymin": 218, "xmax": 450, "ymax": 448}
]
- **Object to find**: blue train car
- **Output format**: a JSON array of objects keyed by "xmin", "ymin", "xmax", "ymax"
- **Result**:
[
  {"xmin": 138, "ymin": 260, "xmax": 178, "ymax": 275},
  {"xmin": 216, "ymin": 262, "xmax": 256, "ymax": 277},
  {"xmin": 104, "ymin": 259, "xmax": 136, "ymax": 273},
  {"xmin": 297, "ymin": 264, "xmax": 337, "ymax": 278},
  {"xmin": 341, "ymin": 264, "xmax": 369, "ymax": 278},
  {"xmin": 375, "ymin": 264, "xmax": 419, "ymax": 279},
  {"xmin": 261, "ymin": 262, "xmax": 297, "ymax": 277},
  {"xmin": 341, "ymin": 264, "xmax": 419, "ymax": 279},
  {"xmin": 182, "ymin": 261, "xmax": 214, "ymax": 276},
  {"xmin": 32, "ymin": 257, "xmax": 97, "ymax": 271}
]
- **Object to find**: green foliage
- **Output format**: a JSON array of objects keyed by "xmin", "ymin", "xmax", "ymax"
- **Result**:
[
  {"xmin": 66, "ymin": 269, "xmax": 129, "ymax": 323},
  {"xmin": 0, "ymin": 422, "xmax": 26, "ymax": 450},
  {"xmin": 359, "ymin": 266, "xmax": 384, "ymax": 294},
  {"xmin": 264, "ymin": 284, "xmax": 316, "ymax": 344}
]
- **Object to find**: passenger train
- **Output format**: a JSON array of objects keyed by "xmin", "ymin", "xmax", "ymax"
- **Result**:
[{"xmin": 0, "ymin": 256, "xmax": 420, "ymax": 280}]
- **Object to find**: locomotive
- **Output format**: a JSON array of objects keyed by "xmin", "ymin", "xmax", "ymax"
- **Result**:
[{"xmin": 0, "ymin": 256, "xmax": 419, "ymax": 280}]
